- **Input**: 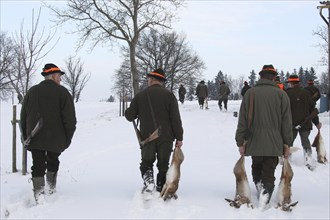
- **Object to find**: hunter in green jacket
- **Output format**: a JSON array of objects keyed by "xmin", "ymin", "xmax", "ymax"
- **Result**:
[
  {"xmin": 235, "ymin": 64, "xmax": 293, "ymax": 209},
  {"xmin": 125, "ymin": 68, "xmax": 183, "ymax": 194}
]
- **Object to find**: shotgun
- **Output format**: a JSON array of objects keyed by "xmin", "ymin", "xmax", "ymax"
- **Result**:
[
  {"xmin": 295, "ymin": 108, "xmax": 319, "ymax": 130},
  {"xmin": 132, "ymin": 119, "xmax": 160, "ymax": 147},
  {"xmin": 19, "ymin": 118, "xmax": 43, "ymax": 148}
]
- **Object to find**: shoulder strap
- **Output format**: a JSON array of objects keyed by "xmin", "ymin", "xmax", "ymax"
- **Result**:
[{"xmin": 147, "ymin": 91, "xmax": 158, "ymax": 130}]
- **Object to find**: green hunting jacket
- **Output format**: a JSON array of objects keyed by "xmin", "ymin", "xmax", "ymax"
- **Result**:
[
  {"xmin": 235, "ymin": 79, "xmax": 293, "ymax": 156},
  {"xmin": 125, "ymin": 84, "xmax": 183, "ymax": 142},
  {"xmin": 20, "ymin": 80, "xmax": 77, "ymax": 153}
]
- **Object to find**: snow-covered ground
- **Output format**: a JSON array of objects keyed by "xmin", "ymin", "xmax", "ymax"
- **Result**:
[{"xmin": 1, "ymin": 99, "xmax": 329, "ymax": 219}]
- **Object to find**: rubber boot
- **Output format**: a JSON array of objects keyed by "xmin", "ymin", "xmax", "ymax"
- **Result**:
[
  {"xmin": 46, "ymin": 171, "xmax": 57, "ymax": 194},
  {"xmin": 32, "ymin": 177, "xmax": 45, "ymax": 204},
  {"xmin": 142, "ymin": 169, "xmax": 155, "ymax": 193}
]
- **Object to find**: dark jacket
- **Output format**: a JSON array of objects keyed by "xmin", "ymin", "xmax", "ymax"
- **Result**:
[
  {"xmin": 241, "ymin": 84, "xmax": 251, "ymax": 97},
  {"xmin": 125, "ymin": 84, "xmax": 183, "ymax": 142},
  {"xmin": 304, "ymin": 84, "xmax": 321, "ymax": 103},
  {"xmin": 20, "ymin": 80, "xmax": 77, "ymax": 153},
  {"xmin": 235, "ymin": 79, "xmax": 292, "ymax": 156},
  {"xmin": 196, "ymin": 83, "xmax": 208, "ymax": 98},
  {"xmin": 286, "ymin": 85, "xmax": 319, "ymax": 130},
  {"xmin": 178, "ymin": 86, "xmax": 186, "ymax": 97}
]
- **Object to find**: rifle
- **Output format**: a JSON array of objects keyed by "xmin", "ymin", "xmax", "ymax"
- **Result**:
[
  {"xmin": 132, "ymin": 119, "xmax": 160, "ymax": 147},
  {"xmin": 19, "ymin": 118, "xmax": 43, "ymax": 148},
  {"xmin": 295, "ymin": 108, "xmax": 319, "ymax": 130}
]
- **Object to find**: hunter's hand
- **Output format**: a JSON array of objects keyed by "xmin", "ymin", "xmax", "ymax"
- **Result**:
[
  {"xmin": 239, "ymin": 146, "xmax": 245, "ymax": 156},
  {"xmin": 175, "ymin": 140, "xmax": 183, "ymax": 148},
  {"xmin": 283, "ymin": 144, "xmax": 290, "ymax": 159},
  {"xmin": 316, "ymin": 122, "xmax": 322, "ymax": 130}
]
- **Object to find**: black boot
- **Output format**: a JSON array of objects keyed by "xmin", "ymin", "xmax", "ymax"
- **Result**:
[
  {"xmin": 142, "ymin": 169, "xmax": 155, "ymax": 193},
  {"xmin": 32, "ymin": 177, "xmax": 45, "ymax": 204},
  {"xmin": 46, "ymin": 171, "xmax": 57, "ymax": 194},
  {"xmin": 156, "ymin": 172, "xmax": 166, "ymax": 192}
]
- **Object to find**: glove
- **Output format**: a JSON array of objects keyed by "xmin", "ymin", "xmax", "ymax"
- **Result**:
[{"xmin": 316, "ymin": 122, "xmax": 322, "ymax": 130}]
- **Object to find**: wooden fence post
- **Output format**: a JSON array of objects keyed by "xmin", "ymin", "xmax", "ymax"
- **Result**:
[
  {"xmin": 11, "ymin": 105, "xmax": 17, "ymax": 173},
  {"xmin": 22, "ymin": 135, "xmax": 27, "ymax": 175}
]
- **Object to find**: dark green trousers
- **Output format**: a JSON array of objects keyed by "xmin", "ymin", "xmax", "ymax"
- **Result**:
[
  {"xmin": 140, "ymin": 140, "xmax": 173, "ymax": 187},
  {"xmin": 251, "ymin": 156, "xmax": 279, "ymax": 186}
]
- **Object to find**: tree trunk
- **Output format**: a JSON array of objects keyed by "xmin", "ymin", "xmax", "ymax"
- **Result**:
[{"xmin": 129, "ymin": 42, "xmax": 139, "ymax": 96}]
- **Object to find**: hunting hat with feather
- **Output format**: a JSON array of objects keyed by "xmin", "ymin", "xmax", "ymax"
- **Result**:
[
  {"xmin": 259, "ymin": 64, "xmax": 278, "ymax": 76},
  {"xmin": 147, "ymin": 68, "xmax": 167, "ymax": 81},
  {"xmin": 41, "ymin": 63, "xmax": 65, "ymax": 76}
]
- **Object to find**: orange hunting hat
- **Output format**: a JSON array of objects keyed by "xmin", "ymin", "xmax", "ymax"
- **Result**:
[
  {"xmin": 259, "ymin": 64, "xmax": 278, "ymax": 76},
  {"xmin": 307, "ymin": 79, "xmax": 314, "ymax": 84},
  {"xmin": 147, "ymin": 68, "xmax": 167, "ymax": 81},
  {"xmin": 287, "ymin": 74, "xmax": 300, "ymax": 83},
  {"xmin": 41, "ymin": 63, "xmax": 65, "ymax": 76}
]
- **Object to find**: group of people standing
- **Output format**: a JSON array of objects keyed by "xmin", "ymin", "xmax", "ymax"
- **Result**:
[{"xmin": 235, "ymin": 64, "xmax": 322, "ymax": 209}]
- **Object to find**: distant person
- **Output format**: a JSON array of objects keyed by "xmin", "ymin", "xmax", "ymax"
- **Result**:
[
  {"xmin": 218, "ymin": 80, "xmax": 230, "ymax": 111},
  {"xmin": 20, "ymin": 63, "xmax": 77, "ymax": 204},
  {"xmin": 286, "ymin": 75, "xmax": 322, "ymax": 171},
  {"xmin": 241, "ymin": 81, "xmax": 251, "ymax": 97},
  {"xmin": 235, "ymin": 64, "xmax": 292, "ymax": 210},
  {"xmin": 275, "ymin": 76, "xmax": 284, "ymax": 90},
  {"xmin": 195, "ymin": 80, "xmax": 208, "ymax": 109},
  {"xmin": 178, "ymin": 84, "xmax": 187, "ymax": 104},
  {"xmin": 125, "ymin": 68, "xmax": 184, "ymax": 194},
  {"xmin": 304, "ymin": 79, "xmax": 321, "ymax": 104}
]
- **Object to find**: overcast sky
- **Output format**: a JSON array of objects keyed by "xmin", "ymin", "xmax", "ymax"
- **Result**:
[{"xmin": 0, "ymin": 0, "xmax": 327, "ymax": 101}]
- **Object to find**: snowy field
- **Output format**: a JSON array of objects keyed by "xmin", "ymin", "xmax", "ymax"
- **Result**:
[{"xmin": 0, "ymin": 99, "xmax": 329, "ymax": 219}]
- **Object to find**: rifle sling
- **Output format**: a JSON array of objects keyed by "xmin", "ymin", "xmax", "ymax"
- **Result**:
[{"xmin": 147, "ymin": 91, "xmax": 158, "ymax": 131}]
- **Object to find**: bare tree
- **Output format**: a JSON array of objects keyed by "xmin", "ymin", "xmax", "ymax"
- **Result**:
[
  {"xmin": 46, "ymin": 0, "xmax": 184, "ymax": 96},
  {"xmin": 0, "ymin": 32, "xmax": 16, "ymax": 100},
  {"xmin": 114, "ymin": 29, "xmax": 205, "ymax": 95},
  {"xmin": 5, "ymin": 8, "xmax": 58, "ymax": 103},
  {"xmin": 61, "ymin": 56, "xmax": 91, "ymax": 102},
  {"xmin": 112, "ymin": 59, "xmax": 133, "ymax": 100},
  {"xmin": 313, "ymin": 25, "xmax": 328, "ymax": 66},
  {"xmin": 136, "ymin": 30, "xmax": 205, "ymax": 92}
]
